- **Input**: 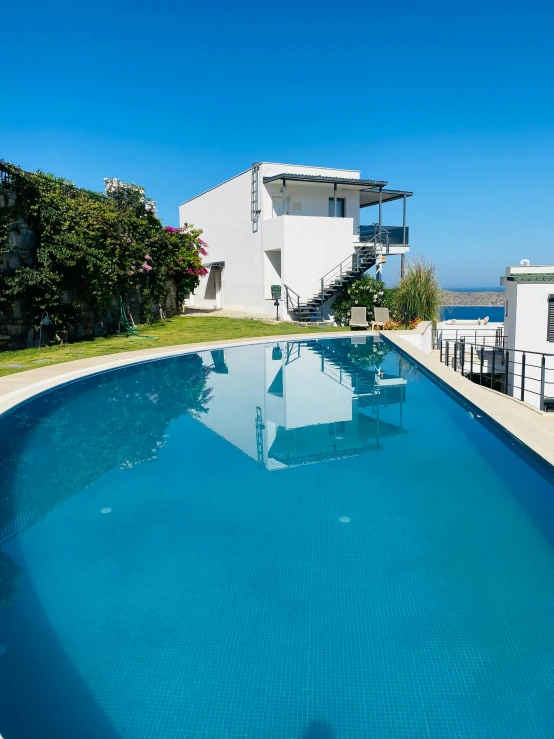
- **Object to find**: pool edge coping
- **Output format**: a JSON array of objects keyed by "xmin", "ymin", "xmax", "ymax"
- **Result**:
[
  {"xmin": 380, "ymin": 331, "xmax": 554, "ymax": 472},
  {"xmin": 0, "ymin": 331, "xmax": 375, "ymax": 417},
  {"xmin": 3, "ymin": 328, "xmax": 554, "ymax": 474}
]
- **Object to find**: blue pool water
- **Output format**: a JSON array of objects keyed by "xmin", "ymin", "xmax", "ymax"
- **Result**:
[
  {"xmin": 1, "ymin": 337, "xmax": 554, "ymax": 739},
  {"xmin": 440, "ymin": 306, "xmax": 505, "ymax": 322}
]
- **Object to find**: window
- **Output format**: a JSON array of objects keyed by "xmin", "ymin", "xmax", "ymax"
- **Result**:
[
  {"xmin": 328, "ymin": 197, "xmax": 345, "ymax": 217},
  {"xmin": 548, "ymin": 295, "xmax": 554, "ymax": 342}
]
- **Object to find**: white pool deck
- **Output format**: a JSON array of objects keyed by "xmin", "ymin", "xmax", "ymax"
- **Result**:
[{"xmin": 1, "ymin": 326, "xmax": 554, "ymax": 469}]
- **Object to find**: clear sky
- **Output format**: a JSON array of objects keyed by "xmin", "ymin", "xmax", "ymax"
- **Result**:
[{"xmin": 2, "ymin": 0, "xmax": 553, "ymax": 287}]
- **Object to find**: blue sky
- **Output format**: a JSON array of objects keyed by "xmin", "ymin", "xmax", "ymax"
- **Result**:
[{"xmin": 2, "ymin": 0, "xmax": 553, "ymax": 287}]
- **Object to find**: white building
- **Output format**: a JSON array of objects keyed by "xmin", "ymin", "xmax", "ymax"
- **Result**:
[
  {"xmin": 501, "ymin": 264, "xmax": 554, "ymax": 409},
  {"xmin": 179, "ymin": 162, "xmax": 412, "ymax": 321}
]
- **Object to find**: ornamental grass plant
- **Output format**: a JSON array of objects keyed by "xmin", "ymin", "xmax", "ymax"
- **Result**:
[{"xmin": 394, "ymin": 258, "xmax": 440, "ymax": 324}]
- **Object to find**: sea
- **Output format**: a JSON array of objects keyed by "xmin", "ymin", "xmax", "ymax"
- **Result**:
[
  {"xmin": 440, "ymin": 287, "xmax": 504, "ymax": 322},
  {"xmin": 440, "ymin": 306, "xmax": 504, "ymax": 322}
]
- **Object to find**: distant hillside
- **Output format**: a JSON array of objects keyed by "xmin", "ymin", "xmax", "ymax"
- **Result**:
[{"xmin": 440, "ymin": 290, "xmax": 505, "ymax": 306}]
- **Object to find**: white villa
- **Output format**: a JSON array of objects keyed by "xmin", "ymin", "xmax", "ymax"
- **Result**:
[{"xmin": 179, "ymin": 162, "xmax": 412, "ymax": 322}]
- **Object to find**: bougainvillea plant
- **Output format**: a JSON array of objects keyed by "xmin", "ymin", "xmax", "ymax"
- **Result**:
[{"xmin": 0, "ymin": 161, "xmax": 208, "ymax": 332}]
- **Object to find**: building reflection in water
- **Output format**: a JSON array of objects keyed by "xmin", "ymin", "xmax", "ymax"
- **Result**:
[{"xmin": 198, "ymin": 336, "xmax": 408, "ymax": 470}]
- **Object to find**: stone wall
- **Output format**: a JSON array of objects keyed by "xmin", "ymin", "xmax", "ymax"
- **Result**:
[{"xmin": 0, "ymin": 191, "xmax": 181, "ymax": 350}]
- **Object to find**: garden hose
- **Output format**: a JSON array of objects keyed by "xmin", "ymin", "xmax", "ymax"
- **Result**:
[{"xmin": 118, "ymin": 295, "xmax": 157, "ymax": 340}]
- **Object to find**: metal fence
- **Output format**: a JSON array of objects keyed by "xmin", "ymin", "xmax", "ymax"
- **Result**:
[
  {"xmin": 434, "ymin": 326, "xmax": 505, "ymax": 349},
  {"xmin": 438, "ymin": 338, "xmax": 554, "ymax": 411}
]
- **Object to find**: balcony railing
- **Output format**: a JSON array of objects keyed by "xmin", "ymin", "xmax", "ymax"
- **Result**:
[{"xmin": 359, "ymin": 224, "xmax": 409, "ymax": 245}]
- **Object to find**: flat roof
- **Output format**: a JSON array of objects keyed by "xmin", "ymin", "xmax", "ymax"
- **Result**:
[
  {"xmin": 507, "ymin": 273, "xmax": 554, "ymax": 283},
  {"xmin": 263, "ymin": 173, "xmax": 412, "ymax": 207},
  {"xmin": 263, "ymin": 173, "xmax": 387, "ymax": 187}
]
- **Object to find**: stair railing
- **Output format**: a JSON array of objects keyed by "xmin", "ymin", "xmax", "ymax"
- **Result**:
[
  {"xmin": 284, "ymin": 284, "xmax": 301, "ymax": 314},
  {"xmin": 318, "ymin": 243, "xmax": 378, "ymax": 300},
  {"xmin": 284, "ymin": 225, "xmax": 389, "ymax": 315}
]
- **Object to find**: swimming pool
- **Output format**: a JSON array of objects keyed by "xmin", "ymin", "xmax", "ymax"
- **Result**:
[{"xmin": 1, "ymin": 336, "xmax": 553, "ymax": 738}]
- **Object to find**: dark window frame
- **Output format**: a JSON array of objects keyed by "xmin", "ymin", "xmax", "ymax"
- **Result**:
[
  {"xmin": 328, "ymin": 197, "xmax": 346, "ymax": 217},
  {"xmin": 547, "ymin": 295, "xmax": 554, "ymax": 342}
]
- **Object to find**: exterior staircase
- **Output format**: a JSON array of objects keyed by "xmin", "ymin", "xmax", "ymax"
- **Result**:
[
  {"xmin": 284, "ymin": 224, "xmax": 392, "ymax": 323},
  {"xmin": 284, "ymin": 243, "xmax": 377, "ymax": 323}
]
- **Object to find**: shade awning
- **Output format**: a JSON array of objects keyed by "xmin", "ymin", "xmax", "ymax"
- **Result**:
[
  {"xmin": 263, "ymin": 172, "xmax": 387, "ymax": 187},
  {"xmin": 262, "ymin": 173, "xmax": 412, "ymax": 208},
  {"xmin": 360, "ymin": 189, "xmax": 413, "ymax": 208},
  {"xmin": 204, "ymin": 260, "xmax": 225, "ymax": 268}
]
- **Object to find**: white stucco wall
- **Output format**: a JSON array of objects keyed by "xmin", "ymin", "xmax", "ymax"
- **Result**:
[
  {"xmin": 259, "ymin": 162, "xmax": 360, "ymax": 221},
  {"xmin": 279, "ymin": 216, "xmax": 358, "ymax": 304},
  {"xmin": 179, "ymin": 169, "xmax": 271, "ymax": 314},
  {"xmin": 503, "ymin": 279, "xmax": 554, "ymax": 408},
  {"xmin": 263, "ymin": 182, "xmax": 361, "ymax": 233},
  {"xmin": 179, "ymin": 162, "xmax": 381, "ymax": 317}
]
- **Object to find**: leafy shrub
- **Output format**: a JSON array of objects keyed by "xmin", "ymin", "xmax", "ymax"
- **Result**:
[
  {"xmin": 0, "ymin": 162, "xmax": 207, "ymax": 334},
  {"xmin": 332, "ymin": 274, "xmax": 396, "ymax": 326}
]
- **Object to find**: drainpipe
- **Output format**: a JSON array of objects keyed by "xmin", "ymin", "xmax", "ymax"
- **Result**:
[
  {"xmin": 282, "ymin": 178, "xmax": 286, "ymax": 215},
  {"xmin": 334, "ymin": 182, "xmax": 337, "ymax": 217}
]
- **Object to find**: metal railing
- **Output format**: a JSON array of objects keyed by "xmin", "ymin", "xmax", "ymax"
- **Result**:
[
  {"xmin": 318, "ymin": 242, "xmax": 377, "ymax": 300},
  {"xmin": 359, "ymin": 224, "xmax": 408, "ymax": 245},
  {"xmin": 438, "ymin": 338, "xmax": 554, "ymax": 411},
  {"xmin": 284, "ymin": 284, "xmax": 301, "ymax": 314},
  {"xmin": 284, "ymin": 224, "xmax": 391, "ymax": 316},
  {"xmin": 434, "ymin": 327, "xmax": 506, "ymax": 349}
]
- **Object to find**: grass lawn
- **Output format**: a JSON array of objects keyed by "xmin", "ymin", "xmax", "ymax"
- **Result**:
[{"xmin": 0, "ymin": 316, "xmax": 343, "ymax": 377}]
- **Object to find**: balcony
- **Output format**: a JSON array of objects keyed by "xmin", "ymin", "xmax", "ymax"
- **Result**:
[{"xmin": 359, "ymin": 224, "xmax": 409, "ymax": 246}]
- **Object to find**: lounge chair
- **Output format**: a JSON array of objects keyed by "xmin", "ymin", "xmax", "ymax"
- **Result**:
[
  {"xmin": 349, "ymin": 306, "xmax": 368, "ymax": 330},
  {"xmin": 371, "ymin": 307, "xmax": 390, "ymax": 330}
]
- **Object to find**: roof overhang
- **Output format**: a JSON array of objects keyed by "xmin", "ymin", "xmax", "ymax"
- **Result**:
[
  {"xmin": 263, "ymin": 172, "xmax": 387, "ymax": 188},
  {"xmin": 205, "ymin": 261, "xmax": 225, "ymax": 268},
  {"xmin": 506, "ymin": 273, "xmax": 554, "ymax": 283},
  {"xmin": 262, "ymin": 173, "xmax": 412, "ymax": 208},
  {"xmin": 360, "ymin": 189, "xmax": 413, "ymax": 208}
]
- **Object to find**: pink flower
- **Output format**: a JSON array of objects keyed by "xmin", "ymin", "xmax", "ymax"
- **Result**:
[
  {"xmin": 177, "ymin": 257, "xmax": 183, "ymax": 262},
  {"xmin": 198, "ymin": 238, "xmax": 208, "ymax": 247},
  {"xmin": 186, "ymin": 268, "xmax": 193, "ymax": 274},
  {"xmin": 138, "ymin": 268, "xmax": 144, "ymax": 273},
  {"xmin": 128, "ymin": 271, "xmax": 134, "ymax": 275},
  {"xmin": 200, "ymin": 247, "xmax": 208, "ymax": 256},
  {"xmin": 142, "ymin": 263, "xmax": 152, "ymax": 272},
  {"xmin": 127, "ymin": 237, "xmax": 132, "ymax": 243},
  {"xmin": 131, "ymin": 265, "xmax": 136, "ymax": 270},
  {"xmin": 144, "ymin": 254, "xmax": 152, "ymax": 261},
  {"xmin": 169, "ymin": 270, "xmax": 175, "ymax": 275}
]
